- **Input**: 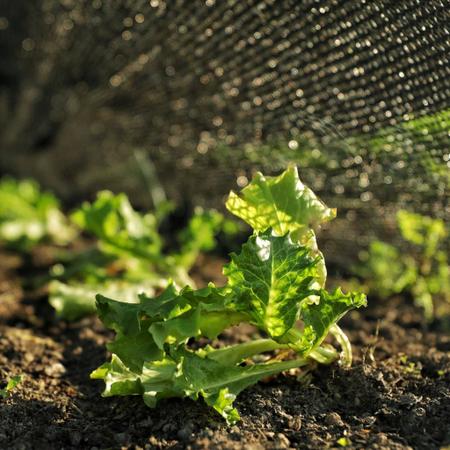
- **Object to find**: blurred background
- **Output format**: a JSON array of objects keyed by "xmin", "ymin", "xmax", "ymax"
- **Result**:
[{"xmin": 0, "ymin": 0, "xmax": 449, "ymax": 269}]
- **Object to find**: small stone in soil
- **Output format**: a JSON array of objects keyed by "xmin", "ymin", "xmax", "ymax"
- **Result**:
[
  {"xmin": 44, "ymin": 362, "xmax": 66, "ymax": 377},
  {"xmin": 325, "ymin": 412, "xmax": 344, "ymax": 427},
  {"xmin": 230, "ymin": 425, "xmax": 241, "ymax": 440},
  {"xmin": 288, "ymin": 416, "xmax": 302, "ymax": 431},
  {"xmin": 275, "ymin": 433, "xmax": 290, "ymax": 448}
]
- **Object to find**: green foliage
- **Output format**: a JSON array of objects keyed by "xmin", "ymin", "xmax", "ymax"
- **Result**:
[
  {"xmin": 70, "ymin": 192, "xmax": 229, "ymax": 278},
  {"xmin": 224, "ymin": 231, "xmax": 320, "ymax": 339},
  {"xmin": 226, "ymin": 164, "xmax": 336, "ymax": 238},
  {"xmin": 226, "ymin": 164, "xmax": 336, "ymax": 289},
  {"xmin": 93, "ymin": 166, "xmax": 365, "ymax": 423},
  {"xmin": 0, "ymin": 178, "xmax": 76, "ymax": 250},
  {"xmin": 0, "ymin": 169, "xmax": 365, "ymax": 421},
  {"xmin": 0, "ymin": 375, "xmax": 22, "ymax": 399},
  {"xmin": 71, "ymin": 191, "xmax": 163, "ymax": 265},
  {"xmin": 48, "ymin": 280, "xmax": 158, "ymax": 321},
  {"xmin": 0, "ymin": 177, "xmax": 230, "ymax": 320},
  {"xmin": 175, "ymin": 207, "xmax": 229, "ymax": 269},
  {"xmin": 50, "ymin": 193, "xmax": 230, "ymax": 319},
  {"xmin": 360, "ymin": 210, "xmax": 449, "ymax": 319},
  {"xmin": 358, "ymin": 241, "xmax": 417, "ymax": 297}
]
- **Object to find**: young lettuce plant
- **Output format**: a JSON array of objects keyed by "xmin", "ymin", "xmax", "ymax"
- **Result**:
[
  {"xmin": 0, "ymin": 177, "xmax": 76, "ymax": 251},
  {"xmin": 0, "ymin": 177, "xmax": 232, "ymax": 321},
  {"xmin": 50, "ymin": 192, "xmax": 229, "ymax": 319},
  {"xmin": 358, "ymin": 210, "xmax": 448, "ymax": 320},
  {"xmin": 92, "ymin": 166, "xmax": 366, "ymax": 424}
]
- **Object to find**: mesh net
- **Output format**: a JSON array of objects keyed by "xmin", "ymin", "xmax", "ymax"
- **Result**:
[{"xmin": 0, "ymin": 0, "xmax": 449, "ymax": 266}]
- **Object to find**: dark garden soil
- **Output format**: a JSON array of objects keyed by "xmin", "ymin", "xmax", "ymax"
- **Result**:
[{"xmin": 0, "ymin": 249, "xmax": 449, "ymax": 450}]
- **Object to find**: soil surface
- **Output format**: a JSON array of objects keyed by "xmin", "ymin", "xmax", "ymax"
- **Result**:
[{"xmin": 0, "ymin": 249, "xmax": 449, "ymax": 450}]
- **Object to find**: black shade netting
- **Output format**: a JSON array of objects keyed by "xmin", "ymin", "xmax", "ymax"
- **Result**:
[{"xmin": 0, "ymin": 0, "xmax": 448, "ymax": 266}]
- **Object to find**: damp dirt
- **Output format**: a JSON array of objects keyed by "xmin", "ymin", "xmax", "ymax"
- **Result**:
[{"xmin": 0, "ymin": 249, "xmax": 449, "ymax": 450}]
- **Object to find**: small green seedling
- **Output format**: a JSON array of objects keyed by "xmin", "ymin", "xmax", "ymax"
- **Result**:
[
  {"xmin": 0, "ymin": 375, "xmax": 22, "ymax": 399},
  {"xmin": 50, "ymin": 192, "xmax": 231, "ymax": 319},
  {"xmin": 92, "ymin": 166, "xmax": 366, "ymax": 424},
  {"xmin": 0, "ymin": 178, "xmax": 75, "ymax": 250},
  {"xmin": 0, "ymin": 177, "xmax": 233, "ymax": 321},
  {"xmin": 359, "ymin": 210, "xmax": 449, "ymax": 320}
]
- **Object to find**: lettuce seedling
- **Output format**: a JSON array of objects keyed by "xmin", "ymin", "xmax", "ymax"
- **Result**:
[
  {"xmin": 71, "ymin": 191, "xmax": 164, "ymax": 269},
  {"xmin": 93, "ymin": 166, "xmax": 366, "ymax": 423},
  {"xmin": 0, "ymin": 375, "xmax": 22, "ymax": 399},
  {"xmin": 50, "ymin": 192, "xmax": 231, "ymax": 319},
  {"xmin": 359, "ymin": 210, "xmax": 448, "ymax": 320},
  {"xmin": 0, "ymin": 178, "xmax": 76, "ymax": 250}
]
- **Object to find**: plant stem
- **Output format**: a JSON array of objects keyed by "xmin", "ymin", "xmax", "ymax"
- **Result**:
[
  {"xmin": 207, "ymin": 339, "xmax": 290, "ymax": 365},
  {"xmin": 310, "ymin": 346, "xmax": 339, "ymax": 364},
  {"xmin": 329, "ymin": 324, "xmax": 352, "ymax": 367}
]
